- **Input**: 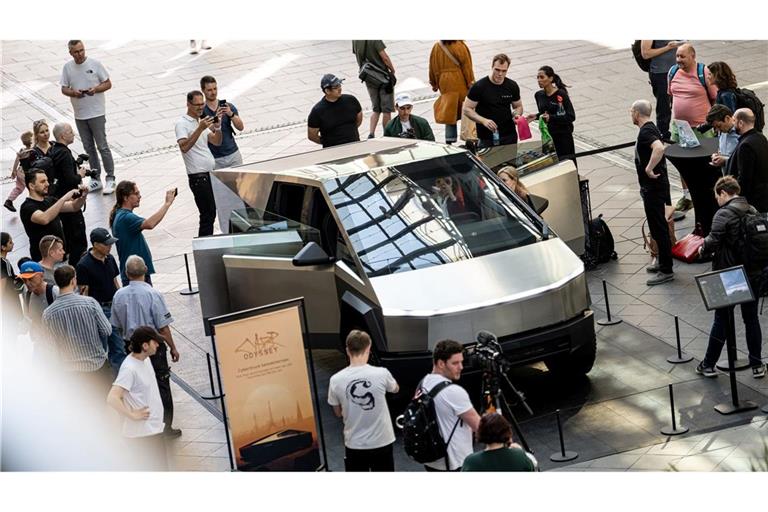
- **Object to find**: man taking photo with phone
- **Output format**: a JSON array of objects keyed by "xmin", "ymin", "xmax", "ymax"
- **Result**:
[{"xmin": 200, "ymin": 76, "xmax": 244, "ymax": 169}]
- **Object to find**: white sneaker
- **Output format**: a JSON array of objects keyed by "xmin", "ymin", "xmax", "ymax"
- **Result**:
[
  {"xmin": 102, "ymin": 178, "xmax": 115, "ymax": 195},
  {"xmin": 89, "ymin": 179, "xmax": 103, "ymax": 193}
]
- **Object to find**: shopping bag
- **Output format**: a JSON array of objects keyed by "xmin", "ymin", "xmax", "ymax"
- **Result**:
[
  {"xmin": 671, "ymin": 223, "xmax": 704, "ymax": 263},
  {"xmin": 538, "ymin": 118, "xmax": 552, "ymax": 144},
  {"xmin": 516, "ymin": 116, "xmax": 532, "ymax": 141}
]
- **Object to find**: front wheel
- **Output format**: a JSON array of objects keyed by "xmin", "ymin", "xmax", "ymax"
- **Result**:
[{"xmin": 544, "ymin": 335, "xmax": 597, "ymax": 377}]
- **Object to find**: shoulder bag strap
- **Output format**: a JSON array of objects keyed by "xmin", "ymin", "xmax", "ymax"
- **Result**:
[{"xmin": 438, "ymin": 42, "xmax": 462, "ymax": 69}]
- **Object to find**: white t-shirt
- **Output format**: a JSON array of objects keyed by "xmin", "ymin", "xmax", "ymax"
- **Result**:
[
  {"xmin": 113, "ymin": 355, "xmax": 165, "ymax": 438},
  {"xmin": 421, "ymin": 373, "xmax": 474, "ymax": 470},
  {"xmin": 175, "ymin": 114, "xmax": 215, "ymax": 174},
  {"xmin": 400, "ymin": 119, "xmax": 412, "ymax": 136},
  {"xmin": 327, "ymin": 364, "xmax": 398, "ymax": 450},
  {"xmin": 60, "ymin": 57, "xmax": 109, "ymax": 120}
]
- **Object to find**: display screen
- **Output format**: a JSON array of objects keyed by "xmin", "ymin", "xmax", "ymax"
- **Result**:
[{"xmin": 695, "ymin": 266, "xmax": 755, "ymax": 311}]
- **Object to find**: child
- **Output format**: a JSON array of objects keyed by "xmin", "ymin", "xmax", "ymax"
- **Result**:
[{"xmin": 4, "ymin": 131, "xmax": 34, "ymax": 212}]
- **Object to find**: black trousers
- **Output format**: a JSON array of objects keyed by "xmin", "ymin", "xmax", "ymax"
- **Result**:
[
  {"xmin": 641, "ymin": 186, "xmax": 673, "ymax": 274},
  {"xmin": 344, "ymin": 443, "xmax": 394, "ymax": 472},
  {"xmin": 650, "ymin": 72, "xmax": 672, "ymax": 140},
  {"xmin": 552, "ymin": 131, "xmax": 576, "ymax": 163},
  {"xmin": 150, "ymin": 341, "xmax": 174, "ymax": 429},
  {"xmin": 60, "ymin": 210, "xmax": 87, "ymax": 265},
  {"xmin": 188, "ymin": 172, "xmax": 217, "ymax": 237}
]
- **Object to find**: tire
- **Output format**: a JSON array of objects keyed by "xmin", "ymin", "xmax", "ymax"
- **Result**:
[{"xmin": 544, "ymin": 334, "xmax": 597, "ymax": 377}]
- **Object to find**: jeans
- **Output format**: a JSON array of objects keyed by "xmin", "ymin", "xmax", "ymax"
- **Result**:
[
  {"xmin": 649, "ymin": 72, "xmax": 672, "ymax": 140},
  {"xmin": 344, "ymin": 443, "xmax": 394, "ymax": 472},
  {"xmin": 640, "ymin": 187, "xmax": 673, "ymax": 274},
  {"xmin": 703, "ymin": 300, "xmax": 763, "ymax": 368},
  {"xmin": 75, "ymin": 115, "xmax": 114, "ymax": 180},
  {"xmin": 188, "ymin": 172, "xmax": 217, "ymax": 237},
  {"xmin": 101, "ymin": 305, "xmax": 127, "ymax": 374}
]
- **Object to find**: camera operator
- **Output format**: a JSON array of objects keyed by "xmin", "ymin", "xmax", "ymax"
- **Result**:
[
  {"xmin": 383, "ymin": 93, "xmax": 435, "ymax": 141},
  {"xmin": 421, "ymin": 339, "xmax": 480, "ymax": 471},
  {"xmin": 50, "ymin": 122, "xmax": 90, "ymax": 265}
]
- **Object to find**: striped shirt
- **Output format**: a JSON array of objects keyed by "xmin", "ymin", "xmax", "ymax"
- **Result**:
[{"xmin": 42, "ymin": 292, "xmax": 111, "ymax": 372}]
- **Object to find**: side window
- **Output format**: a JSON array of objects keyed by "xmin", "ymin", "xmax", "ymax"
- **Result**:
[
  {"xmin": 307, "ymin": 188, "xmax": 364, "ymax": 279},
  {"xmin": 265, "ymin": 182, "xmax": 307, "ymax": 223}
]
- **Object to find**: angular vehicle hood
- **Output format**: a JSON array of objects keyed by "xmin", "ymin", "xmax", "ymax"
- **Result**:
[{"xmin": 369, "ymin": 238, "xmax": 585, "ymax": 316}]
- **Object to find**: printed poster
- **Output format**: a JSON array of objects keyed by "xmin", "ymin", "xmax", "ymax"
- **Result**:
[{"xmin": 213, "ymin": 304, "xmax": 321, "ymax": 471}]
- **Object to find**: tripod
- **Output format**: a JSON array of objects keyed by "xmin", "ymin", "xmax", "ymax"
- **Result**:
[{"xmin": 480, "ymin": 358, "xmax": 533, "ymax": 453}]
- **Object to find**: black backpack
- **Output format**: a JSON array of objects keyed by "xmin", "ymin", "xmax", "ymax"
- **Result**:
[
  {"xmin": 631, "ymin": 41, "xmax": 651, "ymax": 72},
  {"xmin": 400, "ymin": 380, "xmax": 460, "ymax": 466},
  {"xmin": 728, "ymin": 205, "xmax": 768, "ymax": 284},
  {"xmin": 733, "ymin": 88, "xmax": 765, "ymax": 132},
  {"xmin": 588, "ymin": 214, "xmax": 618, "ymax": 264}
]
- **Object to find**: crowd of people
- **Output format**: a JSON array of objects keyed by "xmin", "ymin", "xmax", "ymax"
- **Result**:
[{"xmin": 2, "ymin": 39, "xmax": 767, "ymax": 471}]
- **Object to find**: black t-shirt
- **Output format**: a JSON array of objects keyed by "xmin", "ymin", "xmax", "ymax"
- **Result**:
[
  {"xmin": 534, "ymin": 88, "xmax": 576, "ymax": 134},
  {"xmin": 467, "ymin": 76, "xmax": 521, "ymax": 141},
  {"xmin": 76, "ymin": 250, "xmax": 119, "ymax": 303},
  {"xmin": 308, "ymin": 94, "xmax": 362, "ymax": 148},
  {"xmin": 634, "ymin": 122, "xmax": 669, "ymax": 189},
  {"xmin": 49, "ymin": 142, "xmax": 82, "ymax": 199},
  {"xmin": 19, "ymin": 196, "xmax": 65, "ymax": 261}
]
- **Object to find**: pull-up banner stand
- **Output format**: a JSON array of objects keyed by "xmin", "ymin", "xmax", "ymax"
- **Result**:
[{"xmin": 208, "ymin": 298, "xmax": 327, "ymax": 471}]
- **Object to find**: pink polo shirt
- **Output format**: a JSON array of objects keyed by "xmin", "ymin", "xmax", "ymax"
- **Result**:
[{"xmin": 668, "ymin": 65, "xmax": 718, "ymax": 126}]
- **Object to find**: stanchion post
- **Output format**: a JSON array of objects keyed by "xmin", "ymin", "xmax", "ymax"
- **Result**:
[
  {"xmin": 661, "ymin": 384, "xmax": 689, "ymax": 435},
  {"xmin": 596, "ymin": 280, "xmax": 622, "ymax": 326},
  {"xmin": 667, "ymin": 316, "xmax": 693, "ymax": 364},
  {"xmin": 180, "ymin": 253, "xmax": 199, "ymax": 296},
  {"xmin": 714, "ymin": 309, "xmax": 758, "ymax": 414},
  {"xmin": 549, "ymin": 409, "xmax": 578, "ymax": 462},
  {"xmin": 200, "ymin": 352, "xmax": 221, "ymax": 401}
]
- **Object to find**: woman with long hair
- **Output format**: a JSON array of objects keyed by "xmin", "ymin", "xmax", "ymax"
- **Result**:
[
  {"xmin": 429, "ymin": 40, "xmax": 475, "ymax": 144},
  {"xmin": 707, "ymin": 61, "xmax": 738, "ymax": 113},
  {"xmin": 20, "ymin": 120, "xmax": 53, "ymax": 174},
  {"xmin": 497, "ymin": 166, "xmax": 534, "ymax": 209},
  {"xmin": 526, "ymin": 66, "xmax": 576, "ymax": 162}
]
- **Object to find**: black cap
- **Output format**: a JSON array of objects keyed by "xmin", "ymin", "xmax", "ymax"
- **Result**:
[
  {"xmin": 90, "ymin": 227, "xmax": 118, "ymax": 245},
  {"xmin": 320, "ymin": 73, "xmax": 344, "ymax": 91}
]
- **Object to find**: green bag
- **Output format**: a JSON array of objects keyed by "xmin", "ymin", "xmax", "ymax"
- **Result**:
[{"xmin": 538, "ymin": 118, "xmax": 554, "ymax": 151}]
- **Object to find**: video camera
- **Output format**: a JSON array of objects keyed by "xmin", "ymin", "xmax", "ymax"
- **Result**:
[
  {"xmin": 75, "ymin": 153, "xmax": 99, "ymax": 179},
  {"xmin": 465, "ymin": 330, "xmax": 508, "ymax": 370}
]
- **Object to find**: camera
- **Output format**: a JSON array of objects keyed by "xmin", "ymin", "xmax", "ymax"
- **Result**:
[
  {"xmin": 75, "ymin": 153, "xmax": 99, "ymax": 179},
  {"xmin": 465, "ymin": 330, "xmax": 507, "ymax": 370},
  {"xmin": 399, "ymin": 128, "xmax": 416, "ymax": 139}
]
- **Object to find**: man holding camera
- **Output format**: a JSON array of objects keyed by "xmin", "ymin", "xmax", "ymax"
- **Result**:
[
  {"xmin": 200, "ymin": 76, "xmax": 244, "ymax": 169},
  {"xmin": 421, "ymin": 340, "xmax": 480, "ymax": 471},
  {"xmin": 20, "ymin": 169, "xmax": 87, "ymax": 262},
  {"xmin": 60, "ymin": 40, "xmax": 115, "ymax": 195},
  {"xmin": 175, "ymin": 90, "xmax": 223, "ymax": 237},
  {"xmin": 50, "ymin": 122, "xmax": 89, "ymax": 265},
  {"xmin": 383, "ymin": 93, "xmax": 435, "ymax": 141}
]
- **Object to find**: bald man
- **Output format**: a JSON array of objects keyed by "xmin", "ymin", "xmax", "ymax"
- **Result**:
[
  {"xmin": 727, "ymin": 108, "xmax": 768, "ymax": 212},
  {"xmin": 631, "ymin": 100, "xmax": 674, "ymax": 286},
  {"xmin": 667, "ymin": 43, "xmax": 719, "ymax": 212}
]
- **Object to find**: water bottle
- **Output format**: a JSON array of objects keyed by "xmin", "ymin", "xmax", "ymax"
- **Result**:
[{"xmin": 492, "ymin": 130, "xmax": 500, "ymax": 146}]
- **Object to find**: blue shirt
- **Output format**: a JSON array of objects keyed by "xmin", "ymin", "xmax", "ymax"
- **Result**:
[
  {"xmin": 719, "ymin": 128, "xmax": 739, "ymax": 157},
  {"xmin": 110, "ymin": 280, "xmax": 173, "ymax": 340},
  {"xmin": 112, "ymin": 208, "xmax": 155, "ymax": 282},
  {"xmin": 204, "ymin": 102, "xmax": 239, "ymax": 158}
]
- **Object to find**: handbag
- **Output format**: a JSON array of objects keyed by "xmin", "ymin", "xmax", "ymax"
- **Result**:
[
  {"xmin": 516, "ymin": 116, "xmax": 532, "ymax": 141},
  {"xmin": 642, "ymin": 205, "xmax": 677, "ymax": 258},
  {"xmin": 357, "ymin": 40, "xmax": 391, "ymax": 88},
  {"xmin": 671, "ymin": 223, "xmax": 705, "ymax": 263}
]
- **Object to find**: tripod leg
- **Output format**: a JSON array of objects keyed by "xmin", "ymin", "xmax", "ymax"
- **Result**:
[{"xmin": 497, "ymin": 390, "xmax": 532, "ymax": 454}]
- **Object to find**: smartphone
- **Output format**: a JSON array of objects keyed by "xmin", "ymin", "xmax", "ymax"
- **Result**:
[
  {"xmin": 219, "ymin": 99, "xmax": 227, "ymax": 107},
  {"xmin": 173, "ymin": 188, "xmax": 178, "ymax": 197}
]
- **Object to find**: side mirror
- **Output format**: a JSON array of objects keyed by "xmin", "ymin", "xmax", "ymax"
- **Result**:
[
  {"xmin": 292, "ymin": 242, "xmax": 334, "ymax": 267},
  {"xmin": 530, "ymin": 194, "xmax": 549, "ymax": 215}
]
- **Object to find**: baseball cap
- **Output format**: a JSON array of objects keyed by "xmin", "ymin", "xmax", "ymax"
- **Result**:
[
  {"xmin": 395, "ymin": 92, "xmax": 414, "ymax": 107},
  {"xmin": 18, "ymin": 261, "xmax": 44, "ymax": 279},
  {"xmin": 320, "ymin": 74, "xmax": 344, "ymax": 91},
  {"xmin": 90, "ymin": 227, "xmax": 118, "ymax": 245}
]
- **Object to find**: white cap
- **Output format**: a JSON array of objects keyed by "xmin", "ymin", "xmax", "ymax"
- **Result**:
[{"xmin": 395, "ymin": 92, "xmax": 414, "ymax": 107}]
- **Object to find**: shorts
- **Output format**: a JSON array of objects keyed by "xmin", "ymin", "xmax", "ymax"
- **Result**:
[{"xmin": 366, "ymin": 83, "xmax": 395, "ymax": 113}]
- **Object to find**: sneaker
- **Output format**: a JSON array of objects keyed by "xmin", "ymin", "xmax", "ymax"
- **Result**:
[
  {"xmin": 102, "ymin": 178, "xmax": 115, "ymax": 195},
  {"xmin": 88, "ymin": 179, "xmax": 103, "ymax": 193},
  {"xmin": 672, "ymin": 210, "xmax": 686, "ymax": 222},
  {"xmin": 367, "ymin": 133, "xmax": 375, "ymax": 139},
  {"xmin": 646, "ymin": 263, "xmax": 661, "ymax": 273},
  {"xmin": 695, "ymin": 362, "xmax": 718, "ymax": 378},
  {"xmin": 200, "ymin": 41, "xmax": 212, "ymax": 50},
  {"xmin": 752, "ymin": 364, "xmax": 766, "ymax": 379},
  {"xmin": 647, "ymin": 272, "xmax": 674, "ymax": 286},
  {"xmin": 189, "ymin": 40, "xmax": 198, "ymax": 55},
  {"xmin": 3, "ymin": 199, "xmax": 15, "ymax": 212},
  {"xmin": 674, "ymin": 197, "xmax": 693, "ymax": 212}
]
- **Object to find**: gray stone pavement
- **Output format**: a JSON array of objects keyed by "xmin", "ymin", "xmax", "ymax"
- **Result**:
[{"xmin": 3, "ymin": 39, "xmax": 768, "ymax": 471}]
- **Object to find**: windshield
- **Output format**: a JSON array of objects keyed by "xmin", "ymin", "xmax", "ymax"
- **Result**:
[{"xmin": 324, "ymin": 152, "xmax": 543, "ymax": 278}]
